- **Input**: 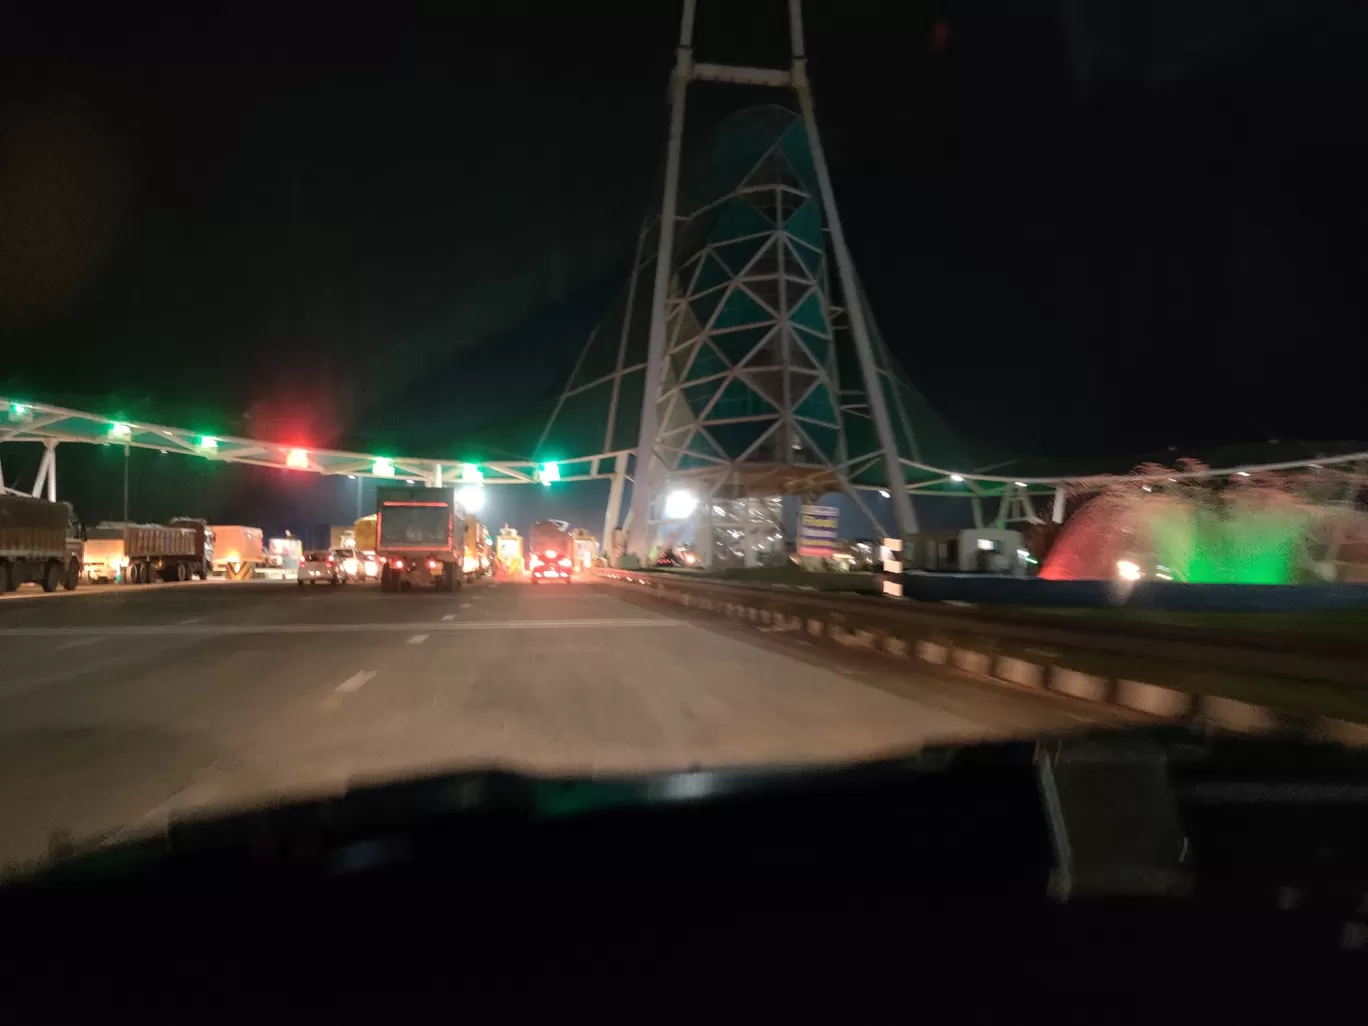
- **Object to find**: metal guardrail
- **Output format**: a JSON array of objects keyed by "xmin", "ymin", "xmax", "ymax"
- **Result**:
[{"xmin": 591, "ymin": 568, "xmax": 1368, "ymax": 744}]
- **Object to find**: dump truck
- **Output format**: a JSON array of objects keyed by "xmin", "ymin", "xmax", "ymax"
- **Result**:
[
  {"xmin": 83, "ymin": 522, "xmax": 205, "ymax": 584},
  {"xmin": 210, "ymin": 525, "xmax": 265, "ymax": 580},
  {"xmin": 0, "ymin": 493, "xmax": 82, "ymax": 592},
  {"xmin": 376, "ymin": 486, "xmax": 466, "ymax": 592},
  {"xmin": 462, "ymin": 516, "xmax": 492, "ymax": 582},
  {"xmin": 529, "ymin": 519, "xmax": 574, "ymax": 583},
  {"xmin": 353, "ymin": 515, "xmax": 377, "ymax": 553}
]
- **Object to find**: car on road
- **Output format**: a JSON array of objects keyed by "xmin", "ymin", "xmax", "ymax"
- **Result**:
[
  {"xmin": 297, "ymin": 551, "xmax": 342, "ymax": 586},
  {"xmin": 333, "ymin": 547, "xmax": 365, "ymax": 581}
]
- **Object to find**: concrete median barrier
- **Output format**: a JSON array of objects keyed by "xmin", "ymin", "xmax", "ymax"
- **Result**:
[{"xmin": 591, "ymin": 568, "xmax": 1368, "ymax": 744}]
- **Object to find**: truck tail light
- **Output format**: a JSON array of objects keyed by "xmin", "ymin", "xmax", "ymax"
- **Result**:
[
  {"xmin": 428, "ymin": 559, "xmax": 440, "ymax": 571},
  {"xmin": 529, "ymin": 556, "xmax": 543, "ymax": 568},
  {"xmin": 558, "ymin": 557, "xmax": 572, "ymax": 567},
  {"xmin": 391, "ymin": 558, "xmax": 405, "ymax": 570}
]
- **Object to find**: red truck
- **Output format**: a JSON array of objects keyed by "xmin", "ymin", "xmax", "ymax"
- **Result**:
[
  {"xmin": 376, "ymin": 486, "xmax": 466, "ymax": 593},
  {"xmin": 528, "ymin": 519, "xmax": 574, "ymax": 584}
]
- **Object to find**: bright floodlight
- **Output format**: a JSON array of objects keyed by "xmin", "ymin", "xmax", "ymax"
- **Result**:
[
  {"xmin": 461, "ymin": 462, "xmax": 483, "ymax": 484},
  {"xmin": 1116, "ymin": 560, "xmax": 1142, "ymax": 582},
  {"xmin": 664, "ymin": 489, "xmax": 698, "ymax": 520},
  {"xmin": 109, "ymin": 422, "xmax": 132, "ymax": 439},
  {"xmin": 286, "ymin": 448, "xmax": 310, "ymax": 469},
  {"xmin": 199, "ymin": 436, "xmax": 218, "ymax": 451},
  {"xmin": 373, "ymin": 457, "xmax": 395, "ymax": 477},
  {"xmin": 949, "ymin": 473, "xmax": 964, "ymax": 483},
  {"xmin": 456, "ymin": 485, "xmax": 485, "ymax": 512},
  {"xmin": 540, "ymin": 462, "xmax": 560, "ymax": 485}
]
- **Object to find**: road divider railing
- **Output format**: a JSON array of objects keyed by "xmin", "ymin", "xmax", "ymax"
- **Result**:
[{"xmin": 591, "ymin": 568, "xmax": 1368, "ymax": 746}]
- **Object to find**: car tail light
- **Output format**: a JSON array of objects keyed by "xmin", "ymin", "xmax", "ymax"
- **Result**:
[
  {"xmin": 391, "ymin": 558, "xmax": 405, "ymax": 570},
  {"xmin": 529, "ymin": 556, "xmax": 543, "ymax": 568},
  {"xmin": 544, "ymin": 549, "xmax": 556, "ymax": 558},
  {"xmin": 428, "ymin": 559, "xmax": 440, "ymax": 571},
  {"xmin": 558, "ymin": 557, "xmax": 571, "ymax": 567},
  {"xmin": 327, "ymin": 556, "xmax": 334, "ymax": 564}
]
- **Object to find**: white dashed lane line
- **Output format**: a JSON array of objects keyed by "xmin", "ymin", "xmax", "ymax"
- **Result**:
[
  {"xmin": 335, "ymin": 670, "xmax": 377, "ymax": 694},
  {"xmin": 442, "ymin": 614, "xmax": 456, "ymax": 621},
  {"xmin": 407, "ymin": 634, "xmax": 429, "ymax": 645}
]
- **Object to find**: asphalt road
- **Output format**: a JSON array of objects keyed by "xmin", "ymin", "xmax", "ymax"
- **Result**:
[{"xmin": 0, "ymin": 576, "xmax": 1140, "ymax": 868}]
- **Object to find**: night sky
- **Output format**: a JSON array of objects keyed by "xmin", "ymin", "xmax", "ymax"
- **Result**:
[{"xmin": 2, "ymin": 0, "xmax": 1366, "ymax": 534}]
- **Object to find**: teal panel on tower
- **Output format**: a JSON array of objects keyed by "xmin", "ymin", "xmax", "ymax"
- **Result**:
[
  {"xmin": 707, "ymin": 418, "xmax": 776, "ymax": 459},
  {"xmin": 786, "ymin": 238, "xmax": 822, "ymax": 278},
  {"xmin": 687, "ymin": 429, "xmax": 722, "ymax": 457},
  {"xmin": 713, "ymin": 288, "xmax": 773, "ymax": 331},
  {"xmin": 709, "ymin": 376, "xmax": 776, "ymax": 420},
  {"xmin": 712, "ymin": 325, "xmax": 773, "ymax": 365},
  {"xmin": 689, "ymin": 287, "xmax": 726, "ymax": 327},
  {"xmin": 797, "ymin": 420, "xmax": 841, "ymax": 462},
  {"xmin": 784, "ymin": 201, "xmax": 822, "ymax": 250},
  {"xmin": 779, "ymin": 120, "xmax": 819, "ymax": 191},
  {"xmin": 712, "ymin": 198, "xmax": 774, "ymax": 242},
  {"xmin": 793, "ymin": 381, "xmax": 839, "ymax": 425},
  {"xmin": 682, "ymin": 380, "xmax": 721, "ymax": 417},
  {"xmin": 792, "ymin": 325, "xmax": 830, "ymax": 369},
  {"xmin": 685, "ymin": 340, "xmax": 729, "ymax": 382},
  {"xmin": 712, "ymin": 236, "xmax": 769, "ymax": 275},
  {"xmin": 790, "ymin": 289, "xmax": 827, "ymax": 335},
  {"xmin": 692, "ymin": 253, "xmax": 731, "ymax": 295}
]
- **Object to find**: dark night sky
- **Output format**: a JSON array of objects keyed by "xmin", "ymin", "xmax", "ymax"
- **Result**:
[{"xmin": 3, "ymin": 0, "xmax": 1367, "ymax": 491}]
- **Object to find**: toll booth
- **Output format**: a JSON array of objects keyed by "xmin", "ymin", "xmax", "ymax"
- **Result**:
[
  {"xmin": 495, "ymin": 525, "xmax": 524, "ymax": 577},
  {"xmin": 570, "ymin": 528, "xmax": 598, "ymax": 570}
]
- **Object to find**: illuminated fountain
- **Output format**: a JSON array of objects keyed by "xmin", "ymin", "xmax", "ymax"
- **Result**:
[{"xmin": 1040, "ymin": 468, "xmax": 1368, "ymax": 585}]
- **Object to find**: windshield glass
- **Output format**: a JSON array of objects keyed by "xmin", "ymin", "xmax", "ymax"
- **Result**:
[{"xmin": 0, "ymin": 1, "xmax": 1362, "ymax": 870}]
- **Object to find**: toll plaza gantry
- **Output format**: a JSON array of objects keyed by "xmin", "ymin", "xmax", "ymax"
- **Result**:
[{"xmin": 0, "ymin": 395, "xmax": 634, "ymax": 503}]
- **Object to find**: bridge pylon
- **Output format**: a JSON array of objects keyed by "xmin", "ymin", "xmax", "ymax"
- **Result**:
[{"xmin": 539, "ymin": 0, "xmax": 967, "ymax": 567}]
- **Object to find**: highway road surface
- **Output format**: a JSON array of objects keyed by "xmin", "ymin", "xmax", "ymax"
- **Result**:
[{"xmin": 0, "ymin": 577, "xmax": 1140, "ymax": 868}]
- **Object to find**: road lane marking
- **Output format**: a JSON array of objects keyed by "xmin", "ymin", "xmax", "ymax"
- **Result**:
[
  {"xmin": 460, "ymin": 602, "xmax": 471, "ymax": 608},
  {"xmin": 442, "ymin": 614, "xmax": 457, "ymax": 621},
  {"xmin": 180, "ymin": 617, "xmax": 205, "ymax": 624},
  {"xmin": 336, "ymin": 670, "xmax": 377, "ymax": 693},
  {"xmin": 0, "ymin": 619, "xmax": 681, "ymax": 637},
  {"xmin": 54, "ymin": 636, "xmax": 101, "ymax": 651},
  {"xmin": 408, "ymin": 634, "xmax": 429, "ymax": 645}
]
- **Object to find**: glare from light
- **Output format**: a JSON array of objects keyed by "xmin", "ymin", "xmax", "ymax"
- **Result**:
[
  {"xmin": 1116, "ymin": 560, "xmax": 1142, "ymax": 582},
  {"xmin": 1015, "ymin": 481, "xmax": 1027, "ymax": 487},
  {"xmin": 461, "ymin": 463, "xmax": 483, "ymax": 484},
  {"xmin": 10, "ymin": 403, "xmax": 29, "ymax": 416},
  {"xmin": 286, "ymin": 448, "xmax": 310, "ymax": 469},
  {"xmin": 1236, "ymin": 471, "xmax": 1250, "ymax": 477},
  {"xmin": 664, "ymin": 489, "xmax": 698, "ymax": 520},
  {"xmin": 109, "ymin": 422, "xmax": 132, "ymax": 439},
  {"xmin": 373, "ymin": 458, "xmax": 395, "ymax": 477},
  {"xmin": 199, "ymin": 436, "xmax": 218, "ymax": 451},
  {"xmin": 950, "ymin": 473, "xmax": 964, "ymax": 483},
  {"xmin": 879, "ymin": 490, "xmax": 890, "ymax": 498},
  {"xmin": 456, "ymin": 485, "xmax": 485, "ymax": 512},
  {"xmin": 540, "ymin": 462, "xmax": 560, "ymax": 485}
]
